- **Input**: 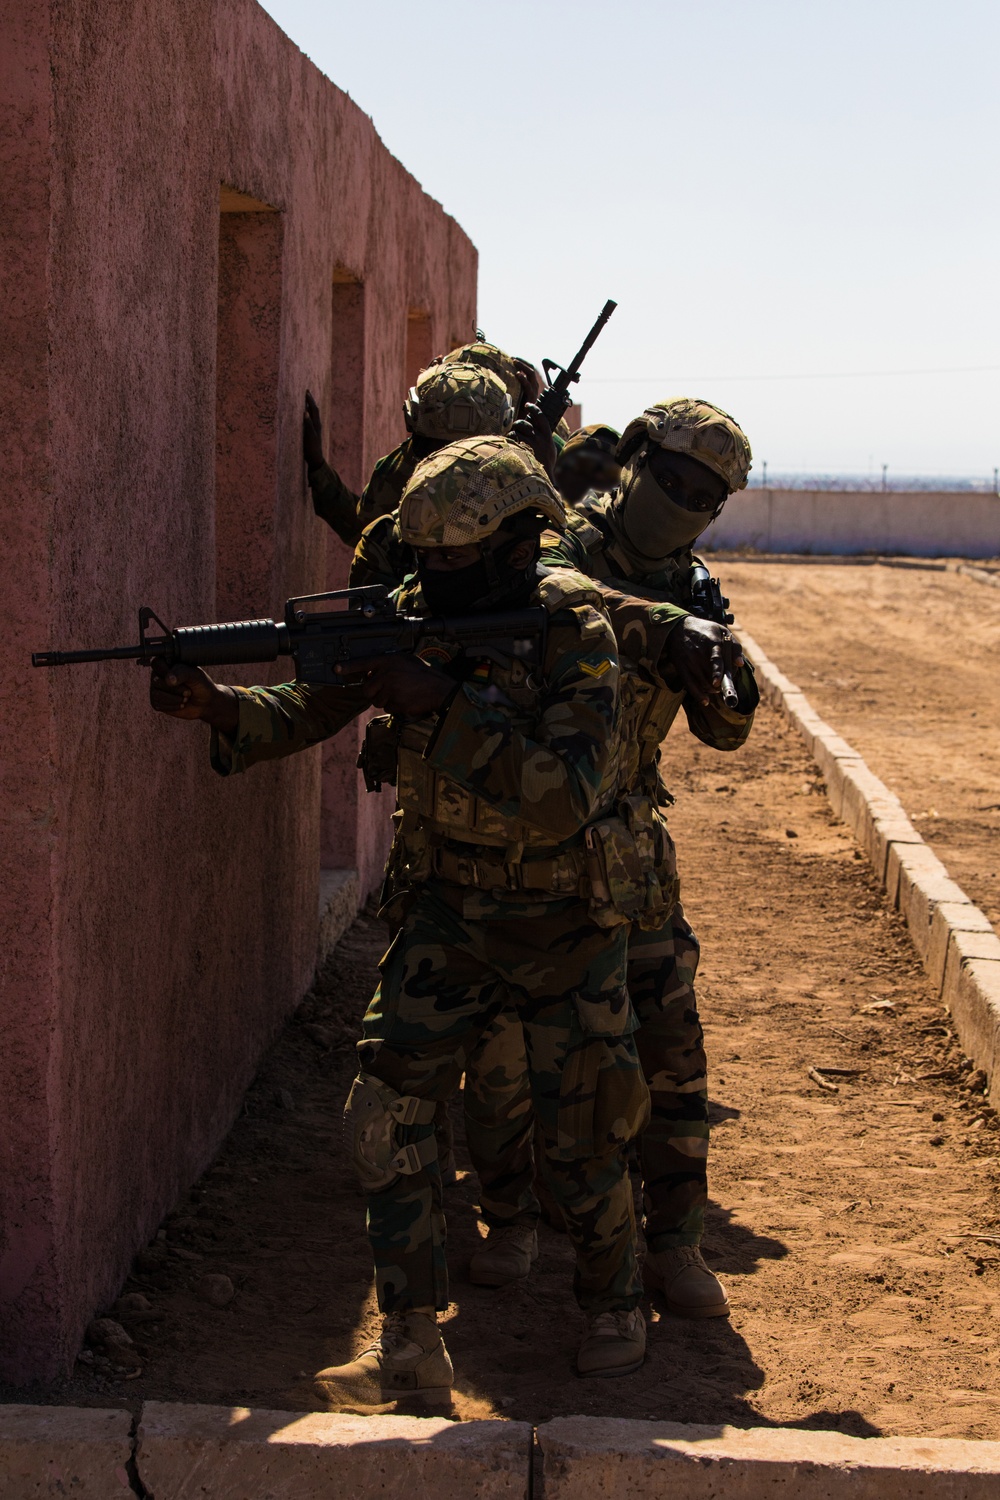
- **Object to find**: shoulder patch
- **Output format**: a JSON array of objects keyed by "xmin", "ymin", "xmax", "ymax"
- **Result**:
[{"xmin": 579, "ymin": 656, "xmax": 613, "ymax": 678}]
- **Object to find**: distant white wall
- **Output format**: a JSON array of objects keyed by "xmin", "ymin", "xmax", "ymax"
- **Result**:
[{"xmin": 701, "ymin": 490, "xmax": 1000, "ymax": 558}]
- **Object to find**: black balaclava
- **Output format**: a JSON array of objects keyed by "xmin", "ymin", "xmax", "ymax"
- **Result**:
[{"xmin": 417, "ymin": 516, "xmax": 543, "ymax": 616}]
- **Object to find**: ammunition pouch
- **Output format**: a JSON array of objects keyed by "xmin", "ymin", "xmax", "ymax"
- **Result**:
[
  {"xmin": 584, "ymin": 793, "xmax": 679, "ymax": 932},
  {"xmin": 344, "ymin": 1074, "xmax": 438, "ymax": 1193},
  {"xmin": 357, "ymin": 714, "xmax": 401, "ymax": 793}
]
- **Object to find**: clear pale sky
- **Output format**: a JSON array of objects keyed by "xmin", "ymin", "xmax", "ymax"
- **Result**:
[{"xmin": 260, "ymin": 0, "xmax": 999, "ymax": 478}]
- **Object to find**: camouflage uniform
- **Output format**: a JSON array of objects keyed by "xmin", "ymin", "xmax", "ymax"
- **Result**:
[
  {"xmin": 215, "ymin": 437, "xmax": 649, "ymax": 1318},
  {"xmin": 464, "ymin": 415, "xmax": 758, "ymax": 1256},
  {"xmin": 350, "ymin": 508, "xmax": 411, "ymax": 591},
  {"xmin": 310, "ymin": 443, "xmax": 420, "ymax": 550}
]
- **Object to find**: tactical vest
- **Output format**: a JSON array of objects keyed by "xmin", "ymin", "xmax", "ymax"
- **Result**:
[
  {"xmin": 368, "ymin": 566, "xmax": 678, "ymax": 928},
  {"xmin": 392, "ymin": 568, "xmax": 618, "ymax": 858},
  {"xmin": 562, "ymin": 497, "xmax": 688, "ymax": 803}
]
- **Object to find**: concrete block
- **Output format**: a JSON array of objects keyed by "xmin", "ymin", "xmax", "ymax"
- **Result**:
[
  {"xmin": 814, "ymin": 752, "xmax": 860, "ymax": 822},
  {"xmin": 929, "ymin": 903, "xmax": 996, "ymax": 993},
  {"xmin": 781, "ymin": 692, "xmax": 825, "ymax": 754},
  {"xmin": 812, "ymin": 729, "xmax": 862, "ymax": 764},
  {"xmin": 838, "ymin": 763, "xmax": 901, "ymax": 845},
  {"xmin": 885, "ymin": 838, "xmax": 952, "ymax": 911},
  {"xmin": 810, "ymin": 734, "xmax": 863, "ymax": 821},
  {"xmin": 733, "ymin": 629, "xmax": 769, "ymax": 669},
  {"xmin": 943, "ymin": 958, "xmax": 1000, "ymax": 1092},
  {"xmin": 862, "ymin": 815, "xmax": 923, "ymax": 886},
  {"xmin": 0, "ymin": 1405, "xmax": 133, "ymax": 1497},
  {"xmin": 759, "ymin": 666, "xmax": 798, "ymax": 704},
  {"xmin": 317, "ymin": 867, "xmax": 360, "ymax": 967},
  {"xmin": 893, "ymin": 849, "xmax": 972, "ymax": 964},
  {"xmin": 538, "ymin": 1416, "xmax": 1000, "ymax": 1499},
  {"xmin": 136, "ymin": 1402, "xmax": 530, "ymax": 1499}
]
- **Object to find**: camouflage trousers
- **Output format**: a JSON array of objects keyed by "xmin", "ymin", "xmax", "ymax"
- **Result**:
[
  {"xmin": 355, "ymin": 881, "xmax": 649, "ymax": 1315},
  {"xmin": 465, "ymin": 903, "xmax": 708, "ymax": 1251}
]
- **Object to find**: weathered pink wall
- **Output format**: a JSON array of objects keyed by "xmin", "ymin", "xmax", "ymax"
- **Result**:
[{"xmin": 0, "ymin": 0, "xmax": 476, "ymax": 1380}]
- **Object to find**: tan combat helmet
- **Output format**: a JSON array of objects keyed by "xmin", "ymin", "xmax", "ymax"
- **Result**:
[
  {"xmin": 403, "ymin": 361, "xmax": 514, "ymax": 444},
  {"xmin": 399, "ymin": 435, "xmax": 566, "ymax": 548},
  {"xmin": 436, "ymin": 339, "xmax": 523, "ymax": 408},
  {"xmin": 560, "ymin": 423, "xmax": 621, "ymax": 463},
  {"xmin": 618, "ymin": 398, "xmax": 752, "ymax": 493}
]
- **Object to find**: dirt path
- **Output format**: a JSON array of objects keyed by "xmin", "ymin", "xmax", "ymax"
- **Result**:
[
  {"xmin": 6, "ymin": 702, "xmax": 1000, "ymax": 1438},
  {"xmin": 719, "ymin": 558, "xmax": 1000, "ymax": 930}
]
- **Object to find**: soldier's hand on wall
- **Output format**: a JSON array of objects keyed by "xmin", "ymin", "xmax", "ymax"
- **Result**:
[
  {"xmin": 149, "ymin": 660, "xmax": 241, "ymax": 733},
  {"xmin": 511, "ymin": 403, "xmax": 557, "ymax": 477},
  {"xmin": 303, "ymin": 390, "xmax": 325, "ymax": 472},
  {"xmin": 664, "ymin": 618, "xmax": 744, "ymax": 707},
  {"xmin": 336, "ymin": 653, "xmax": 454, "ymax": 716}
]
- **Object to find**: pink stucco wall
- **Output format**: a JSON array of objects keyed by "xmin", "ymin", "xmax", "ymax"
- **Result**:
[{"xmin": 0, "ymin": 0, "xmax": 476, "ymax": 1381}]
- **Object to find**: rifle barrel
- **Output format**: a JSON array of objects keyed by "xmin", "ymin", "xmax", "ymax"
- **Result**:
[
  {"xmin": 565, "ymin": 299, "xmax": 617, "ymax": 378},
  {"xmin": 32, "ymin": 644, "xmax": 145, "ymax": 667}
]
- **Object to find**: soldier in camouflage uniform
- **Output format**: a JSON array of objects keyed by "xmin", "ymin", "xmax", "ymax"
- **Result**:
[
  {"xmin": 553, "ymin": 423, "xmax": 622, "ymax": 505},
  {"xmin": 464, "ymin": 400, "xmax": 758, "ymax": 1318},
  {"xmin": 304, "ymin": 357, "xmax": 515, "ymax": 548},
  {"xmin": 149, "ymin": 435, "xmax": 653, "ymax": 1401}
]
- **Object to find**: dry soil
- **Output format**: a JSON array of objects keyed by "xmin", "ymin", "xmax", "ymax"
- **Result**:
[{"xmin": 721, "ymin": 557, "xmax": 1000, "ymax": 930}]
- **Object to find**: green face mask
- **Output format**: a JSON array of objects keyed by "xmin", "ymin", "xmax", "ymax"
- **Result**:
[{"xmin": 612, "ymin": 463, "xmax": 718, "ymax": 571}]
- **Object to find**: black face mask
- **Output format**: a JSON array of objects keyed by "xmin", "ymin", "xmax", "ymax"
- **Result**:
[{"xmin": 417, "ymin": 536, "xmax": 540, "ymax": 617}]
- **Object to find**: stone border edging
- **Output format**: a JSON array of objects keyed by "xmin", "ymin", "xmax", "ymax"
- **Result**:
[
  {"xmin": 0, "ymin": 1404, "xmax": 133, "ymax": 1496},
  {"xmin": 738, "ymin": 627, "xmax": 1000, "ymax": 1104},
  {"xmin": 136, "ymin": 1402, "xmax": 531, "ymax": 1498},
  {"xmin": 5, "ymin": 1404, "xmax": 1000, "ymax": 1497},
  {"xmin": 537, "ymin": 1416, "xmax": 1000, "ymax": 1497}
]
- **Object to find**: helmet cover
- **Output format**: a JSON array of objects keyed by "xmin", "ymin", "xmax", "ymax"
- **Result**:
[
  {"xmin": 618, "ymin": 397, "xmax": 752, "ymax": 492},
  {"xmin": 399, "ymin": 435, "xmax": 566, "ymax": 548}
]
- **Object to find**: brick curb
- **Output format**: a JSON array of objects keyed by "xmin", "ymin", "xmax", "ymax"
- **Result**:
[
  {"xmin": 5, "ymin": 1405, "xmax": 1000, "ymax": 1496},
  {"xmin": 739, "ymin": 628, "xmax": 1000, "ymax": 1104},
  {"xmin": 537, "ymin": 1416, "xmax": 1000, "ymax": 1497},
  {"xmin": 0, "ymin": 1405, "xmax": 133, "ymax": 1497},
  {"xmin": 135, "ymin": 1402, "xmax": 531, "ymax": 1497}
]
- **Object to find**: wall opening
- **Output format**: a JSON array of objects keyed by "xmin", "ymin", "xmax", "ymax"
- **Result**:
[
  {"xmin": 405, "ymin": 307, "xmax": 433, "ymax": 393},
  {"xmin": 215, "ymin": 185, "xmax": 283, "ymax": 621},
  {"xmin": 321, "ymin": 269, "xmax": 368, "ymax": 872}
]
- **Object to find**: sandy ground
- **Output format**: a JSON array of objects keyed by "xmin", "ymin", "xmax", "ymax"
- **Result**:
[
  {"xmin": 719, "ymin": 558, "xmax": 1000, "ymax": 930},
  {"xmin": 6, "ymin": 701, "xmax": 1000, "ymax": 1438}
]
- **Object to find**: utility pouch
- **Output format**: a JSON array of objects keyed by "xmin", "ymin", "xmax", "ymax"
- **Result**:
[
  {"xmin": 584, "ymin": 795, "xmax": 679, "ymax": 932},
  {"xmin": 357, "ymin": 714, "xmax": 400, "ymax": 792}
]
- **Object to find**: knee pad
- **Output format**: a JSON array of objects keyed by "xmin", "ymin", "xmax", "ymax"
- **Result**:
[{"xmin": 344, "ymin": 1074, "xmax": 438, "ymax": 1192}]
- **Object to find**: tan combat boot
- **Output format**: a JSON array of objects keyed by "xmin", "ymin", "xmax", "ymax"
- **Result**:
[
  {"xmin": 644, "ymin": 1246, "xmax": 730, "ymax": 1318},
  {"xmin": 311, "ymin": 1311, "xmax": 453, "ymax": 1408},
  {"xmin": 469, "ymin": 1224, "xmax": 539, "ymax": 1287},
  {"xmin": 576, "ymin": 1306, "xmax": 646, "ymax": 1377}
]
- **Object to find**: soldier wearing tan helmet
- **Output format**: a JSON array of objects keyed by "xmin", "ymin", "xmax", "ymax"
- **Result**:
[
  {"xmin": 148, "ymin": 434, "xmax": 653, "ymax": 1399},
  {"xmin": 304, "ymin": 334, "xmax": 554, "ymax": 548},
  {"xmin": 303, "ymin": 360, "xmax": 515, "ymax": 547},
  {"xmin": 553, "ymin": 422, "xmax": 622, "ymax": 505},
  {"xmin": 462, "ymin": 398, "xmax": 758, "ymax": 1322}
]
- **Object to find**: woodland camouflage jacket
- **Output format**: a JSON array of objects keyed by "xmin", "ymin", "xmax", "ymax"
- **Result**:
[
  {"xmin": 540, "ymin": 491, "xmax": 757, "ymax": 790},
  {"xmin": 309, "ymin": 440, "xmax": 421, "ymax": 549}
]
